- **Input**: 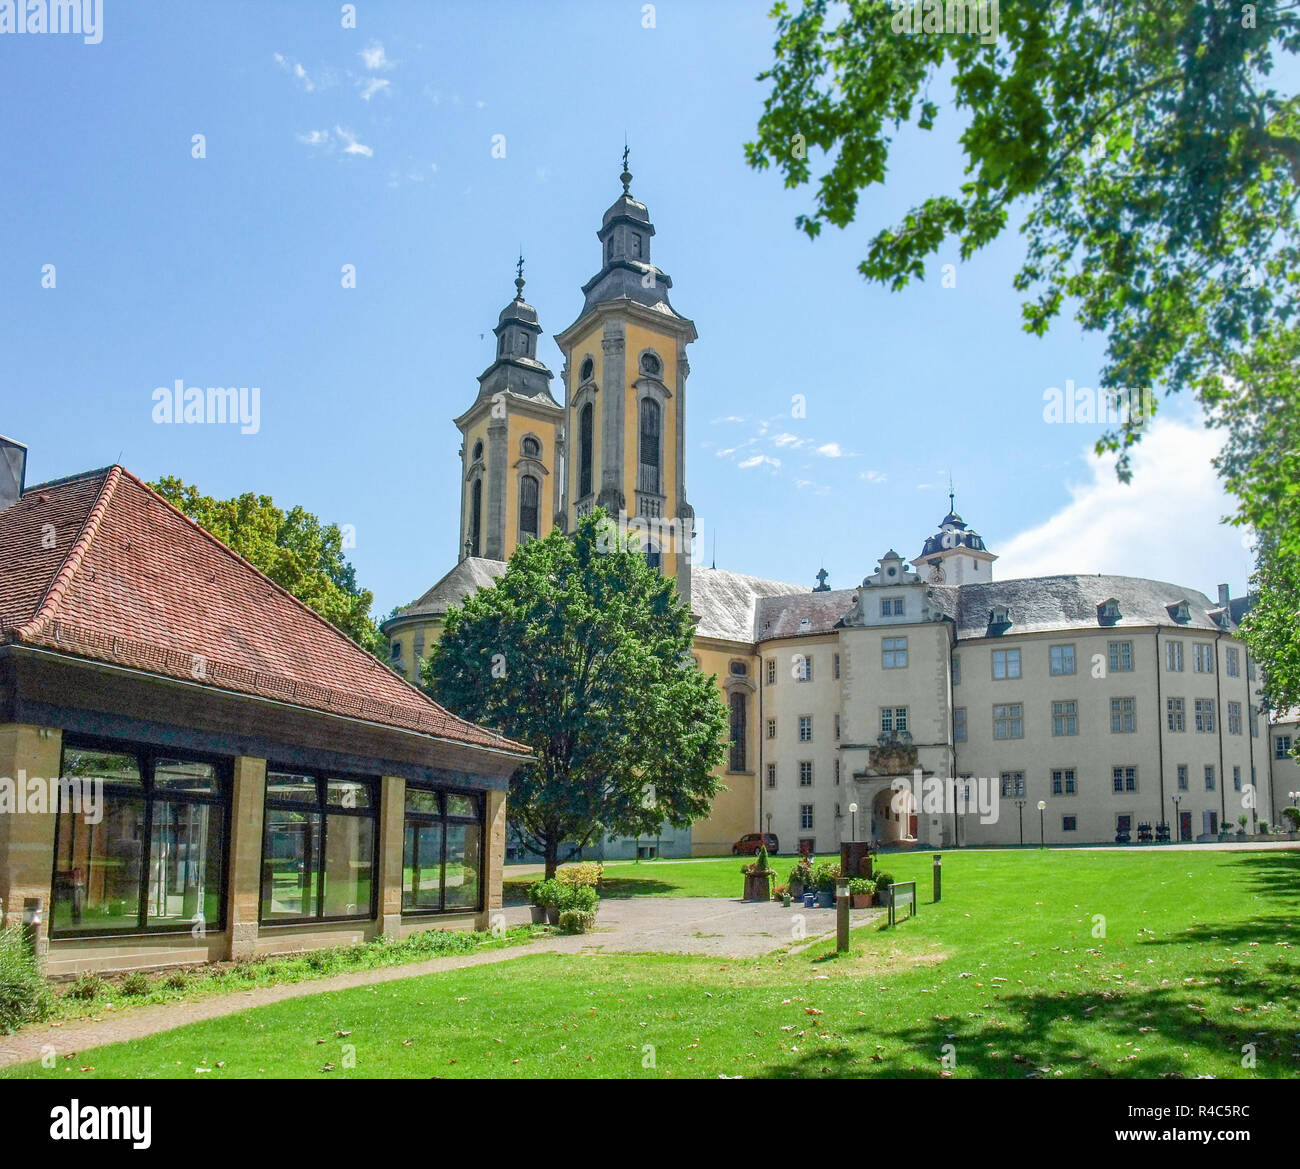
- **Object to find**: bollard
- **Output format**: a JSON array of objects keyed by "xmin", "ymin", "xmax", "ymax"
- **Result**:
[
  {"xmin": 933, "ymin": 853, "xmax": 942, "ymax": 903},
  {"xmin": 835, "ymin": 877, "xmax": 850, "ymax": 953},
  {"xmin": 22, "ymin": 897, "xmax": 43, "ymax": 956}
]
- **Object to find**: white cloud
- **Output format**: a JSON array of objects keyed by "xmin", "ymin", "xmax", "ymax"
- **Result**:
[
  {"xmin": 296, "ymin": 129, "xmax": 330, "ymax": 146},
  {"xmin": 771, "ymin": 432, "xmax": 805, "ymax": 448},
  {"xmin": 334, "ymin": 125, "xmax": 373, "ymax": 157},
  {"xmin": 995, "ymin": 416, "xmax": 1248, "ymax": 595},
  {"xmin": 738, "ymin": 454, "xmax": 781, "ymax": 470},
  {"xmin": 360, "ymin": 41, "xmax": 394, "ymax": 70},
  {"xmin": 816, "ymin": 442, "xmax": 845, "ymax": 458},
  {"xmin": 274, "ymin": 52, "xmax": 320, "ymax": 92},
  {"xmin": 358, "ymin": 77, "xmax": 391, "ymax": 101},
  {"xmin": 860, "ymin": 469, "xmax": 887, "ymax": 484}
]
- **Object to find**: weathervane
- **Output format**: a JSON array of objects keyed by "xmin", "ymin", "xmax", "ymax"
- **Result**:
[
  {"xmin": 515, "ymin": 250, "xmax": 525, "ymax": 298},
  {"xmin": 620, "ymin": 140, "xmax": 632, "ymax": 195}
]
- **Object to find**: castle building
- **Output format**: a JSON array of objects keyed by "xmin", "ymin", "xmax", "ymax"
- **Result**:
[{"xmin": 384, "ymin": 165, "xmax": 1286, "ymax": 856}]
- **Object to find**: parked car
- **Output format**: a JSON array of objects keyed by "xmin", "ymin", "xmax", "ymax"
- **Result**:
[{"xmin": 732, "ymin": 832, "xmax": 779, "ymax": 856}]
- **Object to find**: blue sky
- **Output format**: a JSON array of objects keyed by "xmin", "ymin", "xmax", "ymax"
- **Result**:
[{"xmin": 0, "ymin": 0, "xmax": 1254, "ymax": 616}]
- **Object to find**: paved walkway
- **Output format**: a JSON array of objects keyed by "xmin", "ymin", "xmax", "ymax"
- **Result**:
[{"xmin": 0, "ymin": 897, "xmax": 870, "ymax": 1070}]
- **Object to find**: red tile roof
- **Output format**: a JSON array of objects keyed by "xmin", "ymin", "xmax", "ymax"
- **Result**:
[{"xmin": 0, "ymin": 466, "xmax": 528, "ymax": 757}]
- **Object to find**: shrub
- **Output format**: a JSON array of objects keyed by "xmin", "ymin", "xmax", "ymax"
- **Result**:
[
  {"xmin": 557, "ymin": 861, "xmax": 603, "ymax": 889},
  {"xmin": 557, "ymin": 909, "xmax": 597, "ymax": 935},
  {"xmin": 788, "ymin": 858, "xmax": 814, "ymax": 887},
  {"xmin": 163, "ymin": 970, "xmax": 190, "ymax": 992},
  {"xmin": 1282, "ymin": 807, "xmax": 1300, "ymax": 832},
  {"xmin": 1259, "ymin": 821, "xmax": 1271, "ymax": 835},
  {"xmin": 812, "ymin": 861, "xmax": 841, "ymax": 892},
  {"xmin": 529, "ymin": 878, "xmax": 565, "ymax": 908},
  {"xmin": 120, "ymin": 971, "xmax": 152, "ymax": 997},
  {"xmin": 557, "ymin": 884, "xmax": 599, "ymax": 914},
  {"xmin": 874, "ymin": 870, "xmax": 895, "ymax": 891},
  {"xmin": 0, "ymin": 925, "xmax": 54, "ymax": 1033},
  {"xmin": 848, "ymin": 878, "xmax": 876, "ymax": 896},
  {"xmin": 66, "ymin": 971, "xmax": 104, "ymax": 1001}
]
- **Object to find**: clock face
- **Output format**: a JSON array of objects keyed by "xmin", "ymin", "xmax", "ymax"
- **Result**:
[{"xmin": 929, "ymin": 563, "xmax": 946, "ymax": 583}]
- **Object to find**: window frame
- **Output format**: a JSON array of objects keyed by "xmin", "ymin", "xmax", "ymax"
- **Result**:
[
  {"xmin": 1051, "ymin": 699, "xmax": 1078, "ymax": 737},
  {"xmin": 881, "ymin": 637, "xmax": 908, "ymax": 669},
  {"xmin": 991, "ymin": 648, "xmax": 1021, "ymax": 680},
  {"xmin": 259, "ymin": 767, "xmax": 379, "ymax": 926},
  {"xmin": 1049, "ymin": 644, "xmax": 1076, "ymax": 676},
  {"xmin": 50, "ymin": 734, "xmax": 232, "ymax": 941},
  {"xmin": 400, "ymin": 783, "xmax": 487, "ymax": 917}
]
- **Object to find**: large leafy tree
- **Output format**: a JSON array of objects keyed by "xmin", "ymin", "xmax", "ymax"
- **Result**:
[
  {"xmin": 150, "ymin": 476, "xmax": 382, "ymax": 653},
  {"xmin": 424, "ymin": 510, "xmax": 727, "ymax": 878},
  {"xmin": 748, "ymin": 0, "xmax": 1300, "ymax": 712}
]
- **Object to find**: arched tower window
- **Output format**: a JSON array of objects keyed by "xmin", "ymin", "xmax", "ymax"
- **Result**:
[
  {"xmin": 472, "ymin": 439, "xmax": 484, "ymax": 462},
  {"xmin": 522, "ymin": 435, "xmax": 541, "ymax": 459},
  {"xmin": 639, "ymin": 398, "xmax": 661, "ymax": 495},
  {"xmin": 580, "ymin": 356, "xmax": 594, "ymax": 382},
  {"xmin": 519, "ymin": 475, "xmax": 539, "ymax": 541},
  {"xmin": 729, "ymin": 691, "xmax": 747, "ymax": 772},
  {"xmin": 469, "ymin": 478, "xmax": 483, "ymax": 558},
  {"xmin": 579, "ymin": 402, "xmax": 594, "ymax": 499}
]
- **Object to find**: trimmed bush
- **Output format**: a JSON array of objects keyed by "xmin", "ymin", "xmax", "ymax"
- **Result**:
[
  {"xmin": 0, "ymin": 925, "xmax": 53, "ymax": 1033},
  {"xmin": 557, "ymin": 909, "xmax": 597, "ymax": 934},
  {"xmin": 1282, "ymin": 807, "xmax": 1300, "ymax": 832},
  {"xmin": 529, "ymin": 878, "xmax": 565, "ymax": 908},
  {"xmin": 556, "ymin": 861, "xmax": 603, "ymax": 889},
  {"xmin": 874, "ymin": 870, "xmax": 895, "ymax": 891},
  {"xmin": 558, "ymin": 884, "xmax": 599, "ymax": 914}
]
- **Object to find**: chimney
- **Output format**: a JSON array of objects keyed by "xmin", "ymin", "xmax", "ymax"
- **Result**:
[
  {"xmin": 1217, "ymin": 583, "xmax": 1230, "ymax": 606},
  {"xmin": 0, "ymin": 435, "xmax": 27, "ymax": 512}
]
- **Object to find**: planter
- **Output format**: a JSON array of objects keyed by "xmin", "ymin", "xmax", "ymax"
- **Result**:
[
  {"xmin": 850, "ymin": 893, "xmax": 874, "ymax": 909},
  {"xmin": 815, "ymin": 890, "xmax": 834, "ymax": 909},
  {"xmin": 529, "ymin": 905, "xmax": 548, "ymax": 925},
  {"xmin": 742, "ymin": 872, "xmax": 774, "ymax": 902},
  {"xmin": 876, "ymin": 887, "xmax": 893, "ymax": 908},
  {"xmin": 788, "ymin": 880, "xmax": 805, "ymax": 901},
  {"xmin": 545, "ymin": 906, "xmax": 560, "ymax": 925}
]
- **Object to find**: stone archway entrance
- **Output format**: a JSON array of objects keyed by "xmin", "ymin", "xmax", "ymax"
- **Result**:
[{"xmin": 868, "ymin": 783, "xmax": 917, "ymax": 845}]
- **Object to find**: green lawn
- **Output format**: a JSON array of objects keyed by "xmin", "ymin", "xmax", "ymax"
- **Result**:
[
  {"xmin": 503, "ymin": 854, "xmax": 841, "ymax": 903},
  {"xmin": 9, "ymin": 849, "xmax": 1297, "ymax": 1079}
]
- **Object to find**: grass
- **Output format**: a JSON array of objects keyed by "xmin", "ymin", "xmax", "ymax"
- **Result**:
[
  {"xmin": 7, "ymin": 848, "xmax": 1297, "ymax": 1079},
  {"xmin": 35, "ymin": 923, "xmax": 545, "ymax": 1025},
  {"xmin": 503, "ymin": 853, "xmax": 839, "ymax": 904}
]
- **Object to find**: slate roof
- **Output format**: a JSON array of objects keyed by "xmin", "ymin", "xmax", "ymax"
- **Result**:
[
  {"xmin": 386, "ymin": 557, "xmax": 508, "ymax": 625},
  {"xmin": 750, "ymin": 574, "xmax": 1242, "ymax": 642},
  {"xmin": 691, "ymin": 565, "xmax": 805, "ymax": 643},
  {"xmin": 0, "ymin": 467, "xmax": 528, "ymax": 756}
]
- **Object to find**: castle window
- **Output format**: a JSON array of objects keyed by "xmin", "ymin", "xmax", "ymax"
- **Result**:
[
  {"xmin": 728, "ymin": 692, "xmax": 747, "ymax": 772},
  {"xmin": 472, "ymin": 440, "xmax": 484, "ymax": 463},
  {"xmin": 640, "ymin": 351, "xmax": 661, "ymax": 377},
  {"xmin": 390, "ymin": 641, "xmax": 402, "ymax": 661},
  {"xmin": 579, "ymin": 402, "xmax": 594, "ymax": 498},
  {"xmin": 580, "ymin": 355, "xmax": 594, "ymax": 382},
  {"xmin": 729, "ymin": 660, "xmax": 747, "ymax": 676},
  {"xmin": 639, "ymin": 398, "xmax": 661, "ymax": 494},
  {"xmin": 632, "ymin": 232, "xmax": 643, "ymax": 259},
  {"xmin": 519, "ymin": 475, "xmax": 540, "ymax": 541},
  {"xmin": 469, "ymin": 478, "xmax": 483, "ymax": 558},
  {"xmin": 522, "ymin": 435, "xmax": 541, "ymax": 459}
]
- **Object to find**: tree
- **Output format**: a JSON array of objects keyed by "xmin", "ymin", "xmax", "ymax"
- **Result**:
[
  {"xmin": 748, "ymin": 0, "xmax": 1300, "ymax": 717},
  {"xmin": 424, "ymin": 510, "xmax": 728, "ymax": 878},
  {"xmin": 150, "ymin": 476, "xmax": 383, "ymax": 653}
]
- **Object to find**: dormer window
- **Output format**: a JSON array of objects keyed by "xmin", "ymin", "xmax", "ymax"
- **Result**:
[
  {"xmin": 799, "ymin": 616, "xmax": 811, "ymax": 631},
  {"xmin": 1169, "ymin": 599, "xmax": 1190, "ymax": 623},
  {"xmin": 991, "ymin": 605, "xmax": 1011, "ymax": 626},
  {"xmin": 1099, "ymin": 598, "xmax": 1121, "ymax": 622}
]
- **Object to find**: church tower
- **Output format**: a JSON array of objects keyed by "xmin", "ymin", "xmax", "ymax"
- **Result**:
[
  {"xmin": 453, "ymin": 260, "xmax": 564, "ymax": 562},
  {"xmin": 553, "ymin": 153, "xmax": 697, "ymax": 604},
  {"xmin": 911, "ymin": 493, "xmax": 998, "ymax": 586}
]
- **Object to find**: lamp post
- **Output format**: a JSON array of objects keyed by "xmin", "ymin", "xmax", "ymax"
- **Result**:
[
  {"xmin": 1036, "ymin": 800, "xmax": 1046, "ymax": 848},
  {"xmin": 1171, "ymin": 793, "xmax": 1183, "ymax": 841},
  {"xmin": 848, "ymin": 802, "xmax": 858, "ymax": 841},
  {"xmin": 1014, "ymin": 798, "xmax": 1026, "ymax": 846}
]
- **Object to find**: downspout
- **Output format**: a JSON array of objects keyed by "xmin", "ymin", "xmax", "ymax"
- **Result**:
[
  {"xmin": 1214, "ymin": 631, "xmax": 1227, "ymax": 833},
  {"xmin": 756, "ymin": 650, "xmax": 764, "ymax": 836},
  {"xmin": 1154, "ymin": 629, "xmax": 1166, "ymax": 834}
]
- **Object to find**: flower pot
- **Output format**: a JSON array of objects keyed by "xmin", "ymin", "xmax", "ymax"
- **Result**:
[
  {"xmin": 529, "ymin": 905, "xmax": 547, "ymax": 925},
  {"xmin": 815, "ymin": 890, "xmax": 833, "ymax": 908},
  {"xmin": 789, "ymin": 880, "xmax": 805, "ymax": 901},
  {"xmin": 851, "ymin": 893, "xmax": 874, "ymax": 909},
  {"xmin": 743, "ymin": 872, "xmax": 773, "ymax": 902},
  {"xmin": 545, "ymin": 906, "xmax": 560, "ymax": 925}
]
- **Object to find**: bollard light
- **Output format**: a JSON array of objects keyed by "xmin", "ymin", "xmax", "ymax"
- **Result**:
[
  {"xmin": 835, "ymin": 877, "xmax": 849, "ymax": 901},
  {"xmin": 933, "ymin": 852, "xmax": 942, "ymax": 902},
  {"xmin": 835, "ymin": 877, "xmax": 850, "ymax": 953}
]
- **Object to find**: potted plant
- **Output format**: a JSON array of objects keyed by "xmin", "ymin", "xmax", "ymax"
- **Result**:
[
  {"xmin": 530, "ymin": 878, "xmax": 564, "ymax": 924},
  {"xmin": 848, "ymin": 877, "xmax": 876, "ymax": 909},
  {"xmin": 742, "ymin": 845, "xmax": 776, "ymax": 902},
  {"xmin": 812, "ymin": 861, "xmax": 840, "ymax": 908},
  {"xmin": 874, "ymin": 870, "xmax": 895, "ymax": 908},
  {"xmin": 787, "ymin": 857, "xmax": 813, "ymax": 901}
]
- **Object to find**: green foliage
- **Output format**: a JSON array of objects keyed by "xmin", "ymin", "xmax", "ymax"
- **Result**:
[
  {"xmin": 812, "ymin": 861, "xmax": 841, "ymax": 892},
  {"xmin": 66, "ymin": 972, "xmax": 104, "ymax": 1001},
  {"xmin": 556, "ymin": 862, "xmax": 604, "ymax": 889},
  {"xmin": 874, "ymin": 870, "xmax": 895, "ymax": 891},
  {"xmin": 120, "ymin": 971, "xmax": 152, "ymax": 997},
  {"xmin": 0, "ymin": 926, "xmax": 53, "ymax": 1034},
  {"xmin": 557, "ymin": 909, "xmax": 597, "ymax": 935},
  {"xmin": 529, "ymin": 878, "xmax": 565, "ymax": 909},
  {"xmin": 788, "ymin": 857, "xmax": 814, "ymax": 887},
  {"xmin": 558, "ymin": 885, "xmax": 599, "ymax": 914},
  {"xmin": 425, "ymin": 509, "xmax": 728, "ymax": 876},
  {"xmin": 848, "ymin": 877, "xmax": 877, "ymax": 896},
  {"xmin": 150, "ymin": 476, "xmax": 382, "ymax": 653},
  {"xmin": 1283, "ymin": 807, "xmax": 1300, "ymax": 831}
]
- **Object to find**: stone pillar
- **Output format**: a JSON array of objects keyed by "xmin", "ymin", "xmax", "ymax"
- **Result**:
[
  {"xmin": 225, "ymin": 755, "xmax": 266, "ymax": 961},
  {"xmin": 479, "ymin": 788, "xmax": 508, "ymax": 929},
  {"xmin": 378, "ymin": 775, "xmax": 405, "ymax": 939},
  {"xmin": 0, "ymin": 724, "xmax": 62, "ymax": 955}
]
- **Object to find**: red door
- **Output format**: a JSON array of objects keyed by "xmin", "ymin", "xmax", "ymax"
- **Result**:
[
  {"xmin": 908, "ymin": 814, "xmax": 918, "ymax": 839},
  {"xmin": 1179, "ymin": 812, "xmax": 1192, "ymax": 841}
]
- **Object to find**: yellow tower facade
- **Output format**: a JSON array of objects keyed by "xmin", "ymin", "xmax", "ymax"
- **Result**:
[{"xmin": 552, "ymin": 159, "xmax": 697, "ymax": 605}]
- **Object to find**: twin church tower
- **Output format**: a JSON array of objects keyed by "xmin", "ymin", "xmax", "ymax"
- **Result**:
[{"xmin": 452, "ymin": 155, "xmax": 697, "ymax": 604}]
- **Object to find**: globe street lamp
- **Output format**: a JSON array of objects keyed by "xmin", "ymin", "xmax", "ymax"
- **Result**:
[
  {"xmin": 849, "ymin": 801, "xmax": 859, "ymax": 842},
  {"xmin": 1036, "ymin": 799, "xmax": 1047, "ymax": 848}
]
